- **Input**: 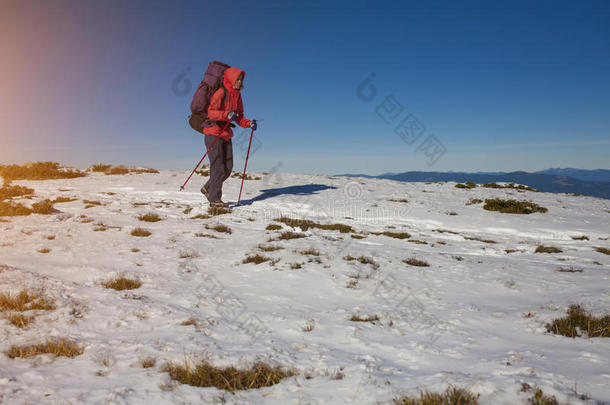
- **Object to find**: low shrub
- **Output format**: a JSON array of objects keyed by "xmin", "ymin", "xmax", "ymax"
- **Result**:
[
  {"xmin": 0, "ymin": 162, "xmax": 85, "ymax": 181},
  {"xmin": 483, "ymin": 198, "xmax": 547, "ymax": 214},
  {"xmin": 455, "ymin": 181, "xmax": 476, "ymax": 189},
  {"xmin": 131, "ymin": 227, "xmax": 151, "ymax": 237},
  {"xmin": 535, "ymin": 245, "xmax": 562, "ymax": 254}
]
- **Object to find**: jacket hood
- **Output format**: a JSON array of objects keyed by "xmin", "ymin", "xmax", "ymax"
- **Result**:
[{"xmin": 223, "ymin": 67, "xmax": 245, "ymax": 90}]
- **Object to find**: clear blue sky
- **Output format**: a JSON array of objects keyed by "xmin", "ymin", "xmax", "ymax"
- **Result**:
[{"xmin": 2, "ymin": 0, "xmax": 609, "ymax": 174}]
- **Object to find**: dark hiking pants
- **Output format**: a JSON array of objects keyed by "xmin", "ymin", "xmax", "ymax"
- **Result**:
[{"xmin": 204, "ymin": 135, "xmax": 233, "ymax": 202}]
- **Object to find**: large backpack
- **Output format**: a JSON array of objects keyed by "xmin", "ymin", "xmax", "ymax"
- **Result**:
[{"xmin": 188, "ymin": 60, "xmax": 230, "ymax": 134}]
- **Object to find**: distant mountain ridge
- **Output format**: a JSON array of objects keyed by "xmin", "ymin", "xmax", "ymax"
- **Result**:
[{"xmin": 336, "ymin": 169, "xmax": 610, "ymax": 200}]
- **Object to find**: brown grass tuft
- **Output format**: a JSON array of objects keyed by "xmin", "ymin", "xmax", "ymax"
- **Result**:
[
  {"xmin": 403, "ymin": 258, "xmax": 430, "ymax": 267},
  {"xmin": 206, "ymin": 224, "xmax": 232, "ymax": 234},
  {"xmin": 38, "ymin": 248, "xmax": 51, "ymax": 253},
  {"xmin": 277, "ymin": 231, "xmax": 307, "ymax": 240},
  {"xmin": 394, "ymin": 385, "xmax": 480, "ymax": 405},
  {"xmin": 350, "ymin": 314, "xmax": 380, "ymax": 323},
  {"xmin": 372, "ymin": 231, "xmax": 411, "ymax": 239},
  {"xmin": 138, "ymin": 213, "xmax": 162, "ymax": 222},
  {"xmin": 344, "ymin": 255, "xmax": 380, "ymax": 269},
  {"xmin": 535, "ymin": 245, "xmax": 562, "ymax": 254},
  {"xmin": 140, "ymin": 356, "xmax": 157, "ymax": 368},
  {"xmin": 595, "ymin": 247, "xmax": 610, "ymax": 255},
  {"xmin": 90, "ymin": 164, "xmax": 112, "ymax": 172},
  {"xmin": 7, "ymin": 313, "xmax": 34, "ymax": 328},
  {"xmin": 5, "ymin": 338, "xmax": 83, "ymax": 359},
  {"xmin": 545, "ymin": 304, "xmax": 609, "ymax": 338},
  {"xmin": 131, "ymin": 227, "xmax": 151, "ymax": 237},
  {"xmin": 0, "ymin": 162, "xmax": 85, "ymax": 181},
  {"xmin": 265, "ymin": 224, "xmax": 282, "ymax": 231},
  {"xmin": 0, "ymin": 184, "xmax": 34, "ymax": 200},
  {"xmin": 298, "ymin": 248, "xmax": 321, "ymax": 256},
  {"xmin": 0, "ymin": 290, "xmax": 56, "ymax": 312},
  {"xmin": 105, "ymin": 165, "xmax": 129, "ymax": 175},
  {"xmin": 102, "ymin": 276, "xmax": 142, "ymax": 291},
  {"xmin": 242, "ymin": 254, "xmax": 272, "ymax": 264},
  {"xmin": 163, "ymin": 360, "xmax": 295, "ymax": 391},
  {"xmin": 258, "ymin": 244, "xmax": 283, "ymax": 252},
  {"xmin": 274, "ymin": 217, "xmax": 354, "ymax": 233},
  {"xmin": 208, "ymin": 206, "xmax": 232, "ymax": 216}
]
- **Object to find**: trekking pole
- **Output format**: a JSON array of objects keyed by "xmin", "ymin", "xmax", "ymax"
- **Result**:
[
  {"xmin": 179, "ymin": 120, "xmax": 233, "ymax": 191},
  {"xmin": 237, "ymin": 123, "xmax": 256, "ymax": 204}
]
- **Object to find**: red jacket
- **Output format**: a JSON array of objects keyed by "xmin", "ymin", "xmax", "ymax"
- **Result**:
[{"xmin": 203, "ymin": 67, "xmax": 252, "ymax": 140}]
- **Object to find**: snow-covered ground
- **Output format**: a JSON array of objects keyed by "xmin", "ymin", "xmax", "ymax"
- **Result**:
[{"xmin": 0, "ymin": 170, "xmax": 609, "ymax": 404}]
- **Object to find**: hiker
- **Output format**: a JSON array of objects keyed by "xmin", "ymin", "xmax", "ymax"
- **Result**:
[{"xmin": 200, "ymin": 67, "xmax": 256, "ymax": 207}]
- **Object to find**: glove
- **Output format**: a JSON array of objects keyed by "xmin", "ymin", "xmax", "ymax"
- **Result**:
[
  {"xmin": 250, "ymin": 119, "xmax": 257, "ymax": 131},
  {"xmin": 227, "ymin": 111, "xmax": 236, "ymax": 121}
]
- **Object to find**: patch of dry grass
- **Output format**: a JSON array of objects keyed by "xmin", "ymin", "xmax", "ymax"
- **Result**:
[
  {"xmin": 298, "ymin": 248, "xmax": 321, "ymax": 256},
  {"xmin": 351, "ymin": 234, "xmax": 366, "ymax": 239},
  {"xmin": 595, "ymin": 247, "xmax": 610, "ymax": 255},
  {"xmin": 0, "ymin": 184, "xmax": 34, "ymax": 200},
  {"xmin": 191, "ymin": 213, "xmax": 212, "ymax": 220},
  {"xmin": 131, "ymin": 227, "xmax": 151, "ymax": 237},
  {"xmin": 90, "ymin": 164, "xmax": 112, "ymax": 172},
  {"xmin": 138, "ymin": 213, "xmax": 162, "ymax": 222},
  {"xmin": 140, "ymin": 356, "xmax": 157, "ymax": 368},
  {"xmin": 350, "ymin": 314, "xmax": 380, "ymax": 323},
  {"xmin": 194, "ymin": 232, "xmax": 220, "ymax": 239},
  {"xmin": 208, "ymin": 206, "xmax": 232, "ymax": 216},
  {"xmin": 205, "ymin": 224, "xmax": 232, "ymax": 234},
  {"xmin": 5, "ymin": 338, "xmax": 83, "ymax": 359},
  {"xmin": 0, "ymin": 290, "xmax": 56, "ymax": 312},
  {"xmin": 394, "ymin": 386, "xmax": 480, "ymax": 405},
  {"xmin": 0, "ymin": 162, "xmax": 85, "ymax": 181},
  {"xmin": 258, "ymin": 244, "xmax": 283, "ymax": 252},
  {"xmin": 343, "ymin": 255, "xmax": 380, "ymax": 269},
  {"xmin": 105, "ymin": 165, "xmax": 129, "ymax": 175},
  {"xmin": 570, "ymin": 235, "xmax": 589, "ymax": 241},
  {"xmin": 403, "ymin": 258, "xmax": 430, "ymax": 267},
  {"xmin": 7, "ymin": 313, "xmax": 34, "ymax": 328},
  {"xmin": 277, "ymin": 231, "xmax": 307, "ymax": 240},
  {"xmin": 464, "ymin": 236, "xmax": 497, "ymax": 244},
  {"xmin": 38, "ymin": 248, "xmax": 51, "ymax": 253},
  {"xmin": 535, "ymin": 245, "xmax": 562, "ymax": 254},
  {"xmin": 274, "ymin": 217, "xmax": 354, "ymax": 233},
  {"xmin": 265, "ymin": 224, "xmax": 282, "ymax": 231},
  {"xmin": 372, "ymin": 231, "xmax": 411, "ymax": 239},
  {"xmin": 546, "ymin": 304, "xmax": 609, "ymax": 338},
  {"xmin": 163, "ymin": 360, "xmax": 295, "ymax": 391},
  {"xmin": 102, "ymin": 276, "xmax": 142, "ymax": 291},
  {"xmin": 242, "ymin": 254, "xmax": 272, "ymax": 264}
]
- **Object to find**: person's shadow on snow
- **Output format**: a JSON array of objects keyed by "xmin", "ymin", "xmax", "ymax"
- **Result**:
[{"xmin": 235, "ymin": 184, "xmax": 336, "ymax": 206}]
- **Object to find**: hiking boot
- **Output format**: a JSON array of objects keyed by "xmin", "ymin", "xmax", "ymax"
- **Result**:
[
  {"xmin": 200, "ymin": 185, "xmax": 210, "ymax": 202},
  {"xmin": 210, "ymin": 201, "xmax": 229, "ymax": 208}
]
